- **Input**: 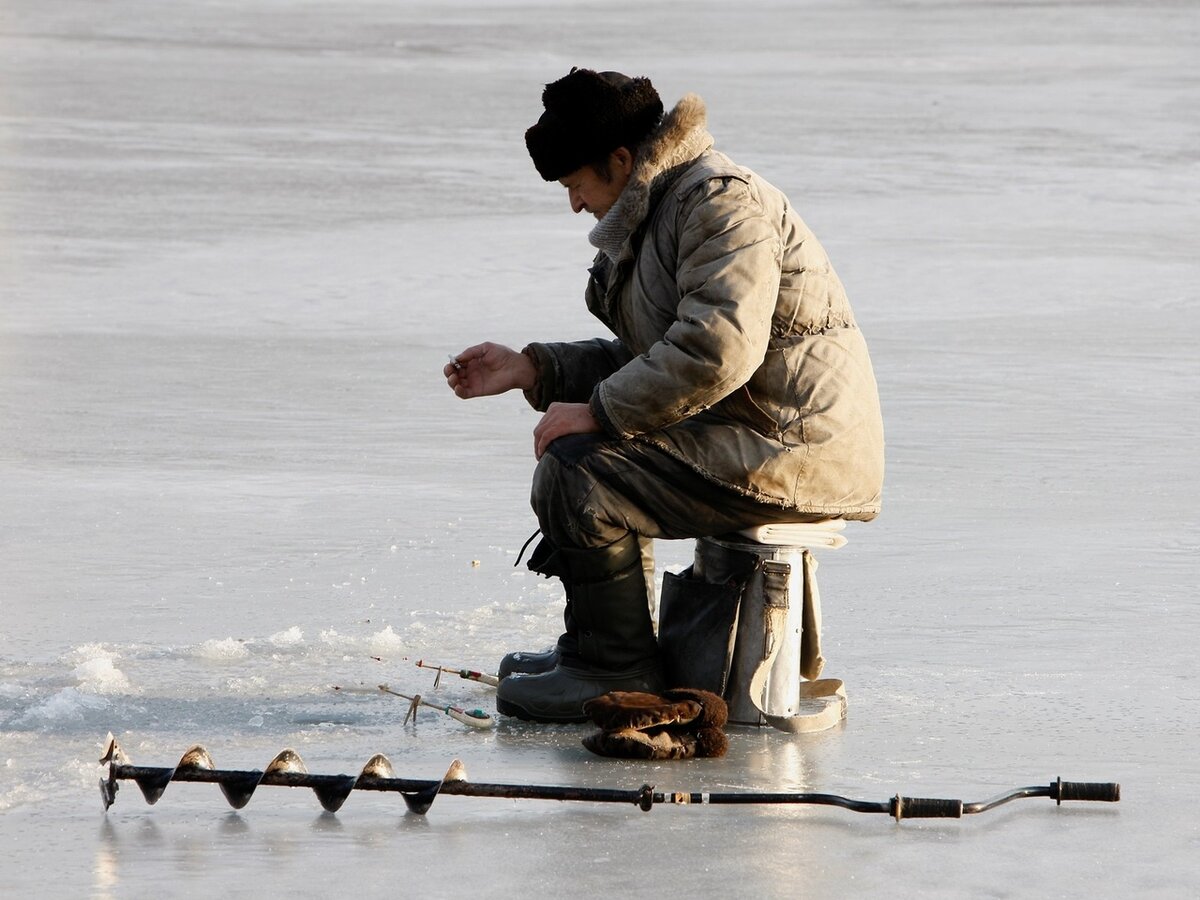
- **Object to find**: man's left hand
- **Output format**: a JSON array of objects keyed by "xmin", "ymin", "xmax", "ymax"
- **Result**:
[{"xmin": 533, "ymin": 402, "xmax": 602, "ymax": 460}]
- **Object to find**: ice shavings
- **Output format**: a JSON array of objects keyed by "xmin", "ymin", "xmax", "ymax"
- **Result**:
[
  {"xmin": 318, "ymin": 625, "xmax": 407, "ymax": 658},
  {"xmin": 0, "ymin": 781, "xmax": 38, "ymax": 813},
  {"xmin": 16, "ymin": 687, "xmax": 110, "ymax": 724},
  {"xmin": 72, "ymin": 657, "xmax": 132, "ymax": 695},
  {"xmin": 224, "ymin": 674, "xmax": 269, "ymax": 694},
  {"xmin": 367, "ymin": 625, "xmax": 405, "ymax": 656},
  {"xmin": 268, "ymin": 626, "xmax": 305, "ymax": 646},
  {"xmin": 196, "ymin": 637, "xmax": 251, "ymax": 660},
  {"xmin": 67, "ymin": 644, "xmax": 134, "ymax": 695},
  {"xmin": 0, "ymin": 683, "xmax": 24, "ymax": 700}
]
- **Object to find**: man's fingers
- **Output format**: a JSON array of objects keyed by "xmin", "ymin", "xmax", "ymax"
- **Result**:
[{"xmin": 532, "ymin": 416, "xmax": 552, "ymax": 460}]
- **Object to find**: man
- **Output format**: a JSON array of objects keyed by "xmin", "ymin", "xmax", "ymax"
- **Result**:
[{"xmin": 445, "ymin": 68, "xmax": 884, "ymax": 723}]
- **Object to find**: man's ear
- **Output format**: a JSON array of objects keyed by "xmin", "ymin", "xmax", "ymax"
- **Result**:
[{"xmin": 611, "ymin": 146, "xmax": 634, "ymax": 178}]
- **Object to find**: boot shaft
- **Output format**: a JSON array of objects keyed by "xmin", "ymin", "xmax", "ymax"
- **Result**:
[{"xmin": 528, "ymin": 533, "xmax": 658, "ymax": 672}]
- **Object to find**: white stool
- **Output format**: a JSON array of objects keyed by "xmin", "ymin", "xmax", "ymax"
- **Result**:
[{"xmin": 698, "ymin": 521, "xmax": 848, "ymax": 733}]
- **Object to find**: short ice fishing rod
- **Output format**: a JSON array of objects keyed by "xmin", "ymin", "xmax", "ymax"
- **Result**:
[
  {"xmin": 98, "ymin": 735, "xmax": 1119, "ymax": 821},
  {"xmin": 331, "ymin": 684, "xmax": 493, "ymax": 729},
  {"xmin": 415, "ymin": 659, "xmax": 500, "ymax": 688}
]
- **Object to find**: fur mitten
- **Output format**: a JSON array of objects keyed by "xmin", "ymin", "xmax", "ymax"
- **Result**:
[{"xmin": 581, "ymin": 688, "xmax": 729, "ymax": 760}]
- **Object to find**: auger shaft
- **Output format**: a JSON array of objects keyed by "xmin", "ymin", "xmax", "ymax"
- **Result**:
[{"xmin": 98, "ymin": 734, "xmax": 1119, "ymax": 820}]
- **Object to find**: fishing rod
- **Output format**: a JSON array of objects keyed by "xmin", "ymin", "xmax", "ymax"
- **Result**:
[
  {"xmin": 97, "ymin": 734, "xmax": 1119, "ymax": 821},
  {"xmin": 415, "ymin": 659, "xmax": 501, "ymax": 688},
  {"xmin": 331, "ymin": 684, "xmax": 494, "ymax": 729},
  {"xmin": 379, "ymin": 684, "xmax": 494, "ymax": 729}
]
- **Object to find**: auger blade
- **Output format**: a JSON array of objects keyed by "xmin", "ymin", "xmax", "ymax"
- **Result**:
[
  {"xmin": 314, "ymin": 776, "xmax": 359, "ymax": 813},
  {"xmin": 360, "ymin": 753, "xmax": 394, "ymax": 779},
  {"xmin": 98, "ymin": 733, "xmax": 127, "ymax": 811},
  {"xmin": 135, "ymin": 769, "xmax": 175, "ymax": 806},
  {"xmin": 401, "ymin": 759, "xmax": 466, "ymax": 815},
  {"xmin": 401, "ymin": 781, "xmax": 442, "ymax": 815},
  {"xmin": 265, "ymin": 749, "xmax": 307, "ymax": 775},
  {"xmin": 99, "ymin": 775, "xmax": 119, "ymax": 811},
  {"xmin": 218, "ymin": 771, "xmax": 263, "ymax": 810},
  {"xmin": 99, "ymin": 733, "xmax": 130, "ymax": 766},
  {"xmin": 177, "ymin": 745, "xmax": 215, "ymax": 771}
]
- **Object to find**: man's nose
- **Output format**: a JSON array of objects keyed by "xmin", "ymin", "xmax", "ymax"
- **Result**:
[{"xmin": 569, "ymin": 189, "xmax": 585, "ymax": 214}]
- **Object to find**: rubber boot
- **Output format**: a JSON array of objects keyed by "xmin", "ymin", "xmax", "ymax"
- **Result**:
[
  {"xmin": 496, "ymin": 537, "xmax": 573, "ymax": 679},
  {"xmin": 497, "ymin": 537, "xmax": 655, "ymax": 679},
  {"xmin": 498, "ymin": 646, "xmax": 557, "ymax": 679},
  {"xmin": 496, "ymin": 534, "xmax": 663, "ymax": 723}
]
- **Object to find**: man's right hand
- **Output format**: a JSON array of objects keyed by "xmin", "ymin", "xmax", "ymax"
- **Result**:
[{"xmin": 444, "ymin": 342, "xmax": 537, "ymax": 399}]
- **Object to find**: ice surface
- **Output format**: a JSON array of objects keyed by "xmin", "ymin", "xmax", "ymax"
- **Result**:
[{"xmin": 1, "ymin": 1, "xmax": 1198, "ymax": 897}]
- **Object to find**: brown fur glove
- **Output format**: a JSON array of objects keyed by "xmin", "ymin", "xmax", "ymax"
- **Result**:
[{"xmin": 581, "ymin": 688, "xmax": 729, "ymax": 760}]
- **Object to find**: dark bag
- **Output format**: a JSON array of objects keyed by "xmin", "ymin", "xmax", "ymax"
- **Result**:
[{"xmin": 656, "ymin": 544, "xmax": 758, "ymax": 695}]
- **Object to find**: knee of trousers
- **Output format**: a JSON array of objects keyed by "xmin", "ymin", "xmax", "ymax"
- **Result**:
[{"xmin": 530, "ymin": 451, "xmax": 596, "ymax": 546}]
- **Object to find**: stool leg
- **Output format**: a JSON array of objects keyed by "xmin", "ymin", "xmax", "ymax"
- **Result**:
[{"xmin": 640, "ymin": 536, "xmax": 657, "ymax": 628}]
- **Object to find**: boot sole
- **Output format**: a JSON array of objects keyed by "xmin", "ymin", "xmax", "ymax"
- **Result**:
[
  {"xmin": 495, "ymin": 695, "xmax": 589, "ymax": 724},
  {"xmin": 495, "ymin": 665, "xmax": 665, "ymax": 724}
]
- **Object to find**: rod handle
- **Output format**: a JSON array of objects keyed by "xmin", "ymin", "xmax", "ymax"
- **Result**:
[
  {"xmin": 446, "ymin": 707, "xmax": 495, "ymax": 729},
  {"xmin": 891, "ymin": 795, "xmax": 964, "ymax": 819},
  {"xmin": 1054, "ymin": 779, "xmax": 1120, "ymax": 804}
]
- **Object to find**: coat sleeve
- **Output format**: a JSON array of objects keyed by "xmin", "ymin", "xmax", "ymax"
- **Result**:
[
  {"xmin": 593, "ymin": 176, "xmax": 782, "ymax": 438},
  {"xmin": 521, "ymin": 338, "xmax": 634, "ymax": 412}
]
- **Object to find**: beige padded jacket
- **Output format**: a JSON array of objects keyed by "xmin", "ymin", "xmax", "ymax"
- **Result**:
[{"xmin": 524, "ymin": 94, "xmax": 884, "ymax": 520}]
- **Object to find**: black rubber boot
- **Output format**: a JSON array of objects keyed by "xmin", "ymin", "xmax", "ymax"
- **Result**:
[
  {"xmin": 496, "ymin": 534, "xmax": 577, "ymax": 680},
  {"xmin": 496, "ymin": 664, "xmax": 663, "ymax": 723},
  {"xmin": 496, "ymin": 533, "xmax": 663, "ymax": 723},
  {"xmin": 497, "ymin": 646, "xmax": 558, "ymax": 679}
]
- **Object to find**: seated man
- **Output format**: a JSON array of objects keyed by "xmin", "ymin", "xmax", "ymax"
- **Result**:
[{"xmin": 445, "ymin": 68, "xmax": 884, "ymax": 723}]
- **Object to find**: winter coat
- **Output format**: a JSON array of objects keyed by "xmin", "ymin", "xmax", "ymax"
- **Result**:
[{"xmin": 524, "ymin": 95, "xmax": 884, "ymax": 520}]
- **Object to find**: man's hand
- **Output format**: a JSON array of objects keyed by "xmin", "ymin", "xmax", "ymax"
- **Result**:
[
  {"xmin": 444, "ymin": 342, "xmax": 537, "ymax": 399},
  {"xmin": 534, "ymin": 402, "xmax": 602, "ymax": 459}
]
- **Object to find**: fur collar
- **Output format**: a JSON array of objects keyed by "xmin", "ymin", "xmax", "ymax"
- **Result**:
[
  {"xmin": 619, "ymin": 93, "xmax": 713, "ymax": 231},
  {"xmin": 587, "ymin": 94, "xmax": 713, "ymax": 261}
]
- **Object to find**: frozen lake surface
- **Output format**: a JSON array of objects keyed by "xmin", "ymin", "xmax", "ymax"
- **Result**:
[{"xmin": 2, "ymin": 1, "xmax": 1197, "ymax": 896}]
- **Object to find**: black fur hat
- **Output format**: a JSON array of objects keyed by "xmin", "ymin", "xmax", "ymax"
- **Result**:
[{"xmin": 525, "ymin": 68, "xmax": 664, "ymax": 181}]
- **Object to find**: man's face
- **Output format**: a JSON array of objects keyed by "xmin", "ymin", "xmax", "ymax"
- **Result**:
[{"xmin": 558, "ymin": 150, "xmax": 633, "ymax": 220}]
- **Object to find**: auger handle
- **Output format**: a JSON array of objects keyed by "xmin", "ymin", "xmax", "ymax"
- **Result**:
[
  {"xmin": 1054, "ymin": 778, "xmax": 1120, "ymax": 804},
  {"xmin": 446, "ymin": 707, "xmax": 495, "ymax": 729},
  {"xmin": 891, "ymin": 795, "xmax": 964, "ymax": 820}
]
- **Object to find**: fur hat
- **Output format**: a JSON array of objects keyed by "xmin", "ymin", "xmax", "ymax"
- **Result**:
[{"xmin": 525, "ymin": 68, "xmax": 664, "ymax": 181}]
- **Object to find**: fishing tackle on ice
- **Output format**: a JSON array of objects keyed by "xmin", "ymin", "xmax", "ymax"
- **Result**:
[
  {"xmin": 330, "ymin": 683, "xmax": 494, "ymax": 729},
  {"xmin": 415, "ymin": 659, "xmax": 501, "ymax": 688}
]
